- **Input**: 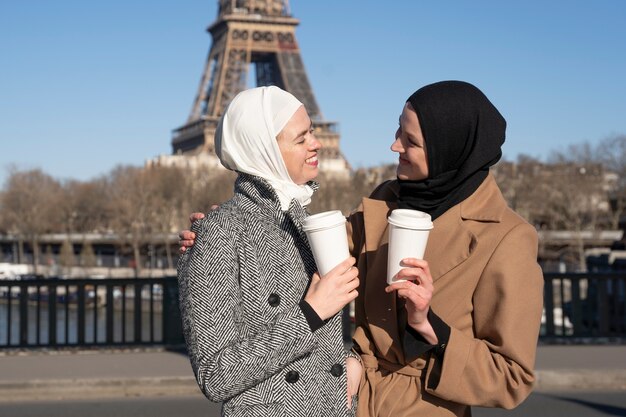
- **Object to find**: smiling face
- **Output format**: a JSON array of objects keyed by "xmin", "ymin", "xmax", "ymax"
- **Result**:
[
  {"xmin": 391, "ymin": 102, "xmax": 429, "ymax": 181},
  {"xmin": 276, "ymin": 106, "xmax": 322, "ymax": 185}
]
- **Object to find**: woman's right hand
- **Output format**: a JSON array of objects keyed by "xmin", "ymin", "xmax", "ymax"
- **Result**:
[
  {"xmin": 178, "ymin": 212, "xmax": 206, "ymax": 253},
  {"xmin": 304, "ymin": 257, "xmax": 359, "ymax": 321}
]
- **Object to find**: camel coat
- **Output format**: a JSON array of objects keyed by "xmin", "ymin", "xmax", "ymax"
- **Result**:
[{"xmin": 348, "ymin": 174, "xmax": 544, "ymax": 417}]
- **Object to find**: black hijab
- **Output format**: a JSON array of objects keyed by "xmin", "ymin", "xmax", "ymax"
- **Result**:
[{"xmin": 397, "ymin": 81, "xmax": 506, "ymax": 220}]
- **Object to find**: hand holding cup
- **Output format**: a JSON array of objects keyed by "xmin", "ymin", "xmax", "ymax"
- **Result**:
[
  {"xmin": 385, "ymin": 257, "xmax": 437, "ymax": 343},
  {"xmin": 386, "ymin": 209, "xmax": 433, "ymax": 284},
  {"xmin": 302, "ymin": 210, "xmax": 358, "ymax": 320},
  {"xmin": 305, "ymin": 257, "xmax": 359, "ymax": 321}
]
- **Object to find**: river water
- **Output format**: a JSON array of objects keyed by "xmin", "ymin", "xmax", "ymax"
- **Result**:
[{"xmin": 0, "ymin": 302, "xmax": 163, "ymax": 346}]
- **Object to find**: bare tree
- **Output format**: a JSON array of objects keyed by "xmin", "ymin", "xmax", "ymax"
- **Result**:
[
  {"xmin": 543, "ymin": 149, "xmax": 608, "ymax": 271},
  {"xmin": 309, "ymin": 165, "xmax": 396, "ymax": 216},
  {"xmin": 80, "ymin": 240, "xmax": 97, "ymax": 277},
  {"xmin": 0, "ymin": 169, "xmax": 61, "ymax": 273},
  {"xmin": 146, "ymin": 165, "xmax": 192, "ymax": 269},
  {"xmin": 595, "ymin": 134, "xmax": 626, "ymax": 229},
  {"xmin": 189, "ymin": 170, "xmax": 237, "ymax": 214},
  {"xmin": 493, "ymin": 155, "xmax": 545, "ymax": 225},
  {"xmin": 59, "ymin": 238, "xmax": 75, "ymax": 276},
  {"xmin": 59, "ymin": 178, "xmax": 112, "ymax": 234},
  {"xmin": 494, "ymin": 151, "xmax": 610, "ymax": 272},
  {"xmin": 106, "ymin": 165, "xmax": 155, "ymax": 276}
]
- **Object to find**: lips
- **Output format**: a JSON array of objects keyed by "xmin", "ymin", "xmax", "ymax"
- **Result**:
[{"xmin": 305, "ymin": 155, "xmax": 318, "ymax": 166}]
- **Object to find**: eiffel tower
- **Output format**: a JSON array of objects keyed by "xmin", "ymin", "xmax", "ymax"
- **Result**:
[{"xmin": 170, "ymin": 0, "xmax": 350, "ymax": 177}]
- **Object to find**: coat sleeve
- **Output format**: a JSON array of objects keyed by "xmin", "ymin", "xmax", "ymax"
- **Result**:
[
  {"xmin": 424, "ymin": 222, "xmax": 544, "ymax": 409},
  {"xmin": 177, "ymin": 217, "xmax": 319, "ymax": 402}
]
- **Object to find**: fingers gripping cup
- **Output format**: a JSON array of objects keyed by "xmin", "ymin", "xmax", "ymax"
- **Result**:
[
  {"xmin": 387, "ymin": 209, "xmax": 433, "ymax": 285},
  {"xmin": 302, "ymin": 210, "xmax": 350, "ymax": 277}
]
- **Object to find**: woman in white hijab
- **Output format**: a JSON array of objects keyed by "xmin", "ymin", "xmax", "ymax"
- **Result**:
[{"xmin": 178, "ymin": 86, "xmax": 360, "ymax": 416}]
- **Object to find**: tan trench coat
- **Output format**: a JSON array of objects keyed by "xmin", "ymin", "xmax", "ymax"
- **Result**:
[{"xmin": 348, "ymin": 174, "xmax": 544, "ymax": 417}]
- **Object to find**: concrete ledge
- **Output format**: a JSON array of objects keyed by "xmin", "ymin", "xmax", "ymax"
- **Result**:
[
  {"xmin": 534, "ymin": 370, "xmax": 626, "ymax": 392},
  {"xmin": 0, "ymin": 377, "xmax": 201, "ymax": 403},
  {"xmin": 2, "ymin": 370, "xmax": 626, "ymax": 403}
]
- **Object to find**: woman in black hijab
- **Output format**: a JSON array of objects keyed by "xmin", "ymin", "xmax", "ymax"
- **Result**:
[{"xmin": 349, "ymin": 81, "xmax": 544, "ymax": 417}]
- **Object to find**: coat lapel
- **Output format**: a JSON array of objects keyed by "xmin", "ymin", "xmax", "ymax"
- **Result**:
[
  {"xmin": 357, "ymin": 173, "xmax": 508, "ymax": 364},
  {"xmin": 425, "ymin": 174, "xmax": 506, "ymax": 281},
  {"xmin": 359, "ymin": 176, "xmax": 505, "ymax": 279},
  {"xmin": 362, "ymin": 198, "xmax": 395, "ymax": 255},
  {"xmin": 360, "ymin": 196, "xmax": 477, "ymax": 283},
  {"xmin": 423, "ymin": 205, "xmax": 476, "ymax": 282}
]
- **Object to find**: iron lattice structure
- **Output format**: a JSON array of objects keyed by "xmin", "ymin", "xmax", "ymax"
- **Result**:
[{"xmin": 171, "ymin": 0, "xmax": 350, "ymax": 175}]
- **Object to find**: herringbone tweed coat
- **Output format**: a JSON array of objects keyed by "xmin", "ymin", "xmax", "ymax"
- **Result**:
[{"xmin": 178, "ymin": 174, "xmax": 353, "ymax": 417}]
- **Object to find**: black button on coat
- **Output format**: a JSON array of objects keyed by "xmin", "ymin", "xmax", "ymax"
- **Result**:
[
  {"xmin": 330, "ymin": 363, "xmax": 344, "ymax": 377},
  {"xmin": 268, "ymin": 293, "xmax": 280, "ymax": 307},
  {"xmin": 285, "ymin": 370, "xmax": 300, "ymax": 383}
]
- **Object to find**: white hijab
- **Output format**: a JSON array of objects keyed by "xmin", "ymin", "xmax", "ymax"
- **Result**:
[{"xmin": 214, "ymin": 86, "xmax": 315, "ymax": 210}]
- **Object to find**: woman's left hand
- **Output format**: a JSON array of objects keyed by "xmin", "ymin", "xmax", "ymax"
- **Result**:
[
  {"xmin": 385, "ymin": 258, "xmax": 437, "ymax": 344},
  {"xmin": 346, "ymin": 356, "xmax": 362, "ymax": 409}
]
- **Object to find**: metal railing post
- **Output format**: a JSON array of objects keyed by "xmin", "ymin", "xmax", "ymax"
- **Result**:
[
  {"xmin": 570, "ymin": 279, "xmax": 583, "ymax": 336},
  {"xmin": 106, "ymin": 284, "xmax": 114, "ymax": 344},
  {"xmin": 134, "ymin": 283, "xmax": 142, "ymax": 343},
  {"xmin": 544, "ymin": 277, "xmax": 555, "ymax": 337},
  {"xmin": 48, "ymin": 285, "xmax": 57, "ymax": 346},
  {"xmin": 19, "ymin": 284, "xmax": 28, "ymax": 347},
  {"xmin": 162, "ymin": 277, "xmax": 184, "ymax": 346},
  {"xmin": 77, "ymin": 283, "xmax": 86, "ymax": 345}
]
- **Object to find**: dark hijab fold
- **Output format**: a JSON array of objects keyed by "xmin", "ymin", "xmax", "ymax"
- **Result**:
[{"xmin": 397, "ymin": 81, "xmax": 506, "ymax": 220}]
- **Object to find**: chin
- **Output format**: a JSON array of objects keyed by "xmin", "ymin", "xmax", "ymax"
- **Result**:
[
  {"xmin": 396, "ymin": 167, "xmax": 409, "ymax": 180},
  {"xmin": 397, "ymin": 169, "xmax": 424, "ymax": 181}
]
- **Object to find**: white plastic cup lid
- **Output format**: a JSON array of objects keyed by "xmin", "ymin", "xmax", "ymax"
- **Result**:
[
  {"xmin": 387, "ymin": 209, "xmax": 433, "ymax": 229},
  {"xmin": 302, "ymin": 210, "xmax": 346, "ymax": 232}
]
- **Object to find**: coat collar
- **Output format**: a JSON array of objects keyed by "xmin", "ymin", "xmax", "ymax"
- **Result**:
[
  {"xmin": 235, "ymin": 173, "xmax": 317, "ymax": 225},
  {"xmin": 459, "ymin": 173, "xmax": 507, "ymax": 223},
  {"xmin": 360, "ymin": 173, "xmax": 506, "ymax": 281}
]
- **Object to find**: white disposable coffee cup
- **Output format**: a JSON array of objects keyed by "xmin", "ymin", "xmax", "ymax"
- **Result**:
[
  {"xmin": 387, "ymin": 209, "xmax": 433, "ymax": 284},
  {"xmin": 302, "ymin": 210, "xmax": 350, "ymax": 277}
]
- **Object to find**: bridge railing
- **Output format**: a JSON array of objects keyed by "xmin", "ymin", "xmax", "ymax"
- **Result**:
[
  {"xmin": 542, "ymin": 272, "xmax": 625, "ymax": 340},
  {"xmin": 0, "ymin": 277, "xmax": 183, "ymax": 348},
  {"xmin": 1, "ymin": 273, "xmax": 625, "ymax": 349}
]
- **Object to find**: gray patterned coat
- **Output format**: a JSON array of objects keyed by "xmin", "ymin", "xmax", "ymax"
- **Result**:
[{"xmin": 178, "ymin": 174, "xmax": 354, "ymax": 417}]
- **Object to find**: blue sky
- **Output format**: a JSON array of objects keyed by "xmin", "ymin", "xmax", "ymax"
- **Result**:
[{"xmin": 1, "ymin": 0, "xmax": 625, "ymax": 185}]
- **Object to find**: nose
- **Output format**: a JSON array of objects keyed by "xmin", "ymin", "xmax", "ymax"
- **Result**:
[
  {"xmin": 308, "ymin": 133, "xmax": 322, "ymax": 150},
  {"xmin": 390, "ymin": 137, "xmax": 403, "ymax": 153}
]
